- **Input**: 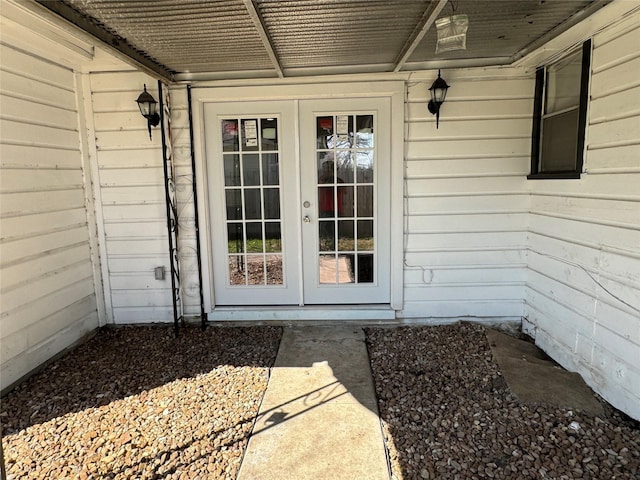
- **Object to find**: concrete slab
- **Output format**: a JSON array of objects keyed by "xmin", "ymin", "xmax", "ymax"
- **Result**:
[
  {"xmin": 238, "ymin": 326, "xmax": 390, "ymax": 480},
  {"xmin": 486, "ymin": 328, "xmax": 605, "ymax": 416}
]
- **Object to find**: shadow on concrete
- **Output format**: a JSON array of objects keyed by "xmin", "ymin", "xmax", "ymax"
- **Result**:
[{"xmin": 237, "ymin": 326, "xmax": 390, "ymax": 479}]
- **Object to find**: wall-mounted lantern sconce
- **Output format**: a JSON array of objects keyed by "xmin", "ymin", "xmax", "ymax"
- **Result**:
[
  {"xmin": 135, "ymin": 84, "xmax": 160, "ymax": 140},
  {"xmin": 427, "ymin": 69, "xmax": 450, "ymax": 129}
]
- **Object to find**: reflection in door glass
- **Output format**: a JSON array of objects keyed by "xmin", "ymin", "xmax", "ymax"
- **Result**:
[
  {"xmin": 242, "ymin": 154, "xmax": 260, "ymax": 186},
  {"xmin": 316, "ymin": 113, "xmax": 375, "ymax": 284},
  {"xmin": 222, "ymin": 120, "xmax": 239, "ymax": 152},
  {"xmin": 246, "ymin": 255, "xmax": 265, "ymax": 285},
  {"xmin": 224, "ymin": 154, "xmax": 240, "ymax": 186},
  {"xmin": 222, "ymin": 117, "xmax": 284, "ymax": 286},
  {"xmin": 266, "ymin": 254, "xmax": 283, "ymax": 285},
  {"xmin": 228, "ymin": 255, "xmax": 246, "ymax": 285}
]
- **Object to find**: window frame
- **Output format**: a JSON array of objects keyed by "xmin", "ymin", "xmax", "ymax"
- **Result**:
[{"xmin": 528, "ymin": 39, "xmax": 591, "ymax": 180}]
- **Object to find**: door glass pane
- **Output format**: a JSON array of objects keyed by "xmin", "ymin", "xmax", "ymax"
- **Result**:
[
  {"xmin": 241, "ymin": 119, "xmax": 259, "ymax": 151},
  {"xmin": 319, "ymin": 253, "xmax": 336, "ymax": 284},
  {"xmin": 227, "ymin": 223, "xmax": 244, "ymax": 254},
  {"xmin": 222, "ymin": 117, "xmax": 283, "ymax": 287},
  {"xmin": 263, "ymin": 153, "xmax": 279, "ymax": 185},
  {"xmin": 315, "ymin": 113, "xmax": 376, "ymax": 285},
  {"xmin": 318, "ymin": 186, "xmax": 336, "ymax": 217},
  {"xmin": 261, "ymin": 118, "xmax": 278, "ymax": 150},
  {"xmin": 224, "ymin": 154, "xmax": 240, "ymax": 186},
  {"xmin": 243, "ymin": 154, "xmax": 260, "ymax": 186},
  {"xmin": 357, "ymin": 254, "xmax": 374, "ymax": 283},
  {"xmin": 357, "ymin": 186, "xmax": 373, "ymax": 217},
  {"xmin": 246, "ymin": 255, "xmax": 265, "ymax": 285},
  {"xmin": 317, "ymin": 116, "xmax": 333, "ymax": 148},
  {"xmin": 357, "ymin": 220, "xmax": 374, "ymax": 250},
  {"xmin": 263, "ymin": 189, "xmax": 280, "ymax": 219},
  {"xmin": 338, "ymin": 186, "xmax": 354, "ymax": 217},
  {"xmin": 356, "ymin": 151, "xmax": 374, "ymax": 183},
  {"xmin": 336, "ymin": 151, "xmax": 354, "ymax": 183},
  {"xmin": 265, "ymin": 222, "xmax": 282, "ymax": 252},
  {"xmin": 318, "ymin": 154, "xmax": 335, "ymax": 184},
  {"xmin": 244, "ymin": 189, "xmax": 262, "ymax": 220},
  {"xmin": 266, "ymin": 254, "xmax": 283, "ymax": 285},
  {"xmin": 222, "ymin": 120, "xmax": 239, "ymax": 152},
  {"xmin": 318, "ymin": 220, "xmax": 335, "ymax": 251},
  {"xmin": 246, "ymin": 222, "xmax": 263, "ymax": 253},
  {"xmin": 338, "ymin": 220, "xmax": 354, "ymax": 251},
  {"xmin": 226, "ymin": 190, "xmax": 242, "ymax": 220},
  {"xmin": 228, "ymin": 255, "xmax": 246, "ymax": 285},
  {"xmin": 356, "ymin": 115, "xmax": 374, "ymax": 148}
]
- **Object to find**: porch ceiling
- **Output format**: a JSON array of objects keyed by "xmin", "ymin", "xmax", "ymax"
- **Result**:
[{"xmin": 35, "ymin": 0, "xmax": 611, "ymax": 82}]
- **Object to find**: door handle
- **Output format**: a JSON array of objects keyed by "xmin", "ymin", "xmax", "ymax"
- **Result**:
[{"xmin": 303, "ymin": 215, "xmax": 311, "ymax": 223}]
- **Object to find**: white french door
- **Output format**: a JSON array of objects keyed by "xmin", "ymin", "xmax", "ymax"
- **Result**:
[
  {"xmin": 299, "ymin": 98, "xmax": 391, "ymax": 304},
  {"xmin": 204, "ymin": 97, "xmax": 391, "ymax": 306},
  {"xmin": 205, "ymin": 101, "xmax": 300, "ymax": 305}
]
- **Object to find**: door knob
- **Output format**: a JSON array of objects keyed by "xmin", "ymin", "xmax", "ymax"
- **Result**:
[{"xmin": 303, "ymin": 215, "xmax": 311, "ymax": 223}]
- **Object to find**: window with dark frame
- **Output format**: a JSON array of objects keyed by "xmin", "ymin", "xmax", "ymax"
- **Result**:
[{"xmin": 529, "ymin": 39, "xmax": 591, "ymax": 179}]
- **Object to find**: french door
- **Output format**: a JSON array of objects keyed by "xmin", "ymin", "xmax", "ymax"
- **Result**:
[
  {"xmin": 299, "ymin": 98, "xmax": 391, "ymax": 304},
  {"xmin": 204, "ymin": 97, "xmax": 391, "ymax": 306}
]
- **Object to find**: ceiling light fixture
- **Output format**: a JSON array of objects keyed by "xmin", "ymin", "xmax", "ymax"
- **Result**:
[{"xmin": 135, "ymin": 84, "xmax": 160, "ymax": 140}]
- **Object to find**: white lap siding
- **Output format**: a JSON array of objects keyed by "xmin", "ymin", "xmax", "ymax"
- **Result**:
[
  {"xmin": 401, "ymin": 68, "xmax": 532, "ymax": 320},
  {"xmin": 524, "ymin": 14, "xmax": 640, "ymax": 419},
  {"xmin": 88, "ymin": 72, "xmax": 173, "ymax": 324},
  {"xmin": 0, "ymin": 46, "xmax": 98, "ymax": 391}
]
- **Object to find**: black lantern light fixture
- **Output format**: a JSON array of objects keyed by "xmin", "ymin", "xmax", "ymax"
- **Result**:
[
  {"xmin": 135, "ymin": 84, "xmax": 160, "ymax": 140},
  {"xmin": 427, "ymin": 69, "xmax": 450, "ymax": 129}
]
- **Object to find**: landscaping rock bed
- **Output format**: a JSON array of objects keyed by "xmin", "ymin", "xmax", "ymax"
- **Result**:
[
  {"xmin": 366, "ymin": 323, "xmax": 640, "ymax": 480},
  {"xmin": 3, "ymin": 322, "xmax": 638, "ymax": 480},
  {"xmin": 1, "ymin": 325, "xmax": 282, "ymax": 480}
]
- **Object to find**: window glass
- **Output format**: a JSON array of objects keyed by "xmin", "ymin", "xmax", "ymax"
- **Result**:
[
  {"xmin": 529, "ymin": 40, "xmax": 590, "ymax": 178},
  {"xmin": 545, "ymin": 50, "xmax": 582, "ymax": 114},
  {"xmin": 541, "ymin": 110, "xmax": 579, "ymax": 172}
]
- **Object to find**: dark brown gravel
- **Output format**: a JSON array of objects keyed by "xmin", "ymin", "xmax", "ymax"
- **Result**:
[
  {"xmin": 1, "ymin": 325, "xmax": 282, "ymax": 480},
  {"xmin": 365, "ymin": 323, "xmax": 640, "ymax": 480}
]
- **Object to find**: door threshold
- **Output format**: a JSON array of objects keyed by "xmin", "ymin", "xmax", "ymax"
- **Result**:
[{"xmin": 207, "ymin": 305, "xmax": 396, "ymax": 323}]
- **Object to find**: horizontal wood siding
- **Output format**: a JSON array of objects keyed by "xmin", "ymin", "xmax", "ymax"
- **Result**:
[
  {"xmin": 401, "ymin": 70, "xmax": 532, "ymax": 319},
  {"xmin": 89, "ymin": 72, "xmax": 172, "ymax": 324},
  {"xmin": 524, "ymin": 14, "xmax": 640, "ymax": 419},
  {"xmin": 0, "ymin": 44, "xmax": 98, "ymax": 391}
]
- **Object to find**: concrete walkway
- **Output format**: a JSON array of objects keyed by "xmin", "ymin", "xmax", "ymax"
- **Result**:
[{"xmin": 237, "ymin": 326, "xmax": 390, "ymax": 480}]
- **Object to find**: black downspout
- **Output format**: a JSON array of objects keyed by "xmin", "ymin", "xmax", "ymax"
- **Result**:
[
  {"xmin": 187, "ymin": 85, "xmax": 207, "ymax": 329},
  {"xmin": 158, "ymin": 80, "xmax": 180, "ymax": 337}
]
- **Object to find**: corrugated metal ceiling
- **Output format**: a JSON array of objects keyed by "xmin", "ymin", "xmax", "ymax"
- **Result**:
[
  {"xmin": 36, "ymin": 0, "xmax": 611, "ymax": 81},
  {"xmin": 409, "ymin": 0, "xmax": 597, "ymax": 63}
]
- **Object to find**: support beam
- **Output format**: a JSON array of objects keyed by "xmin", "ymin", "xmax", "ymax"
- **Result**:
[
  {"xmin": 33, "ymin": 0, "xmax": 174, "ymax": 81},
  {"xmin": 242, "ymin": 0, "xmax": 284, "ymax": 78},
  {"xmin": 393, "ymin": 0, "xmax": 449, "ymax": 72}
]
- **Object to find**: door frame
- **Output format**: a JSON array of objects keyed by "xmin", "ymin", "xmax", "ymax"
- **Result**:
[{"xmin": 190, "ymin": 81, "xmax": 405, "ymax": 313}]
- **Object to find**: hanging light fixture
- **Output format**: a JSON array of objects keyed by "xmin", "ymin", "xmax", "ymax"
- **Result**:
[
  {"xmin": 427, "ymin": 70, "xmax": 450, "ymax": 129},
  {"xmin": 135, "ymin": 84, "xmax": 160, "ymax": 140}
]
